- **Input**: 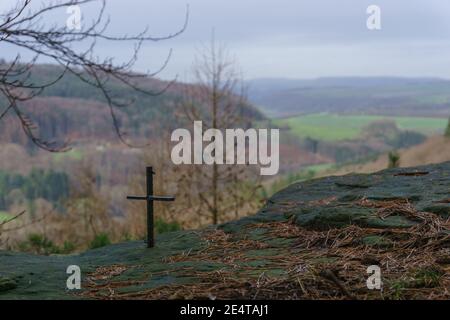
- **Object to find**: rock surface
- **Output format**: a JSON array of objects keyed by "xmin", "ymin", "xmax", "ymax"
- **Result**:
[{"xmin": 1, "ymin": 162, "xmax": 450, "ymax": 299}]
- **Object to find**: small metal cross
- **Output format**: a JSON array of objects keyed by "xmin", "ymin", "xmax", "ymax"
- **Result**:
[{"xmin": 127, "ymin": 167, "xmax": 175, "ymax": 248}]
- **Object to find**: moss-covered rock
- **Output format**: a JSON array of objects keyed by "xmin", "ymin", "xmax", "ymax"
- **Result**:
[
  {"xmin": 0, "ymin": 277, "xmax": 17, "ymax": 293},
  {"xmin": 289, "ymin": 205, "xmax": 415, "ymax": 230},
  {"xmin": 1, "ymin": 161, "xmax": 450, "ymax": 299},
  {"xmin": 361, "ymin": 235, "xmax": 393, "ymax": 248}
]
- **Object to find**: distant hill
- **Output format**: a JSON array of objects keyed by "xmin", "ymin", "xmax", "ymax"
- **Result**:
[
  {"xmin": 0, "ymin": 64, "xmax": 264, "ymax": 148},
  {"xmin": 247, "ymin": 77, "xmax": 450, "ymax": 118}
]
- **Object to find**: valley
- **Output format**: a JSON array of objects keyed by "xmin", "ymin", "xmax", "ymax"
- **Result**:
[{"xmin": 2, "ymin": 70, "xmax": 450, "ymax": 255}]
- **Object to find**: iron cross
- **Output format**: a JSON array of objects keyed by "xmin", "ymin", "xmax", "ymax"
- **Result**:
[{"xmin": 127, "ymin": 167, "xmax": 175, "ymax": 248}]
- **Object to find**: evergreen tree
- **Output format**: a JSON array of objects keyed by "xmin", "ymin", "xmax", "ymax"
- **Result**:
[
  {"xmin": 388, "ymin": 151, "xmax": 400, "ymax": 168},
  {"xmin": 445, "ymin": 117, "xmax": 450, "ymax": 137}
]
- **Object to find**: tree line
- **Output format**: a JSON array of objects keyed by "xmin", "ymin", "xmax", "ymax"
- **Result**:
[{"xmin": 0, "ymin": 169, "xmax": 69, "ymax": 210}]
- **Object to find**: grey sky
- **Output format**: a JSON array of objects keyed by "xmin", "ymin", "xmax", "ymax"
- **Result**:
[{"xmin": 1, "ymin": 0, "xmax": 450, "ymax": 80}]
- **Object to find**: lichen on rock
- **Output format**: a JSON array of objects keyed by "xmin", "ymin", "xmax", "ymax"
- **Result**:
[{"xmin": 1, "ymin": 162, "xmax": 450, "ymax": 299}]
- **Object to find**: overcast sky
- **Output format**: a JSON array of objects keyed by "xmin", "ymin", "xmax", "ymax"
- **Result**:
[{"xmin": 2, "ymin": 0, "xmax": 450, "ymax": 80}]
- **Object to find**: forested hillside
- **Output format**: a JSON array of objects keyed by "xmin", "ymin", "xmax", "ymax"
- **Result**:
[{"xmin": 0, "ymin": 64, "xmax": 264, "ymax": 148}]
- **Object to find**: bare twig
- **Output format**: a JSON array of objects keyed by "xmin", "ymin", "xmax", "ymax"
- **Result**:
[{"xmin": 0, "ymin": 0, "xmax": 189, "ymax": 150}]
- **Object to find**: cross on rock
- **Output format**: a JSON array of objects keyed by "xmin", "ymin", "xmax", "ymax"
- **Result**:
[{"xmin": 127, "ymin": 167, "xmax": 175, "ymax": 248}]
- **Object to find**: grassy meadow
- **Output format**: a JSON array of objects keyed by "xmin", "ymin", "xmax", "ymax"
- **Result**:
[{"xmin": 275, "ymin": 113, "xmax": 447, "ymax": 141}]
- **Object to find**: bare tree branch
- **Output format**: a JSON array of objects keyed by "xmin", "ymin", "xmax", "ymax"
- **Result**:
[
  {"xmin": 0, "ymin": 210, "xmax": 26, "ymax": 227},
  {"xmin": 0, "ymin": 0, "xmax": 189, "ymax": 151}
]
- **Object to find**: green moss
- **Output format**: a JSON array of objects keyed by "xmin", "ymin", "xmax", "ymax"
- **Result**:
[
  {"xmin": 245, "ymin": 248, "xmax": 282, "ymax": 258},
  {"xmin": 364, "ymin": 216, "xmax": 416, "ymax": 229},
  {"xmin": 292, "ymin": 206, "xmax": 373, "ymax": 230},
  {"xmin": 422, "ymin": 204, "xmax": 450, "ymax": 218},
  {"xmin": 388, "ymin": 279, "xmax": 408, "ymax": 300},
  {"xmin": 387, "ymin": 267, "xmax": 443, "ymax": 298},
  {"xmin": 265, "ymin": 269, "xmax": 286, "ymax": 277},
  {"xmin": 309, "ymin": 257, "xmax": 338, "ymax": 264},
  {"xmin": 292, "ymin": 204, "xmax": 417, "ymax": 230},
  {"xmin": 411, "ymin": 267, "xmax": 443, "ymax": 288},
  {"xmin": 244, "ymin": 228, "xmax": 269, "ymax": 241},
  {"xmin": 0, "ymin": 277, "xmax": 17, "ymax": 293},
  {"xmin": 239, "ymin": 260, "xmax": 269, "ymax": 268},
  {"xmin": 361, "ymin": 235, "xmax": 393, "ymax": 248},
  {"xmin": 263, "ymin": 238, "xmax": 294, "ymax": 248}
]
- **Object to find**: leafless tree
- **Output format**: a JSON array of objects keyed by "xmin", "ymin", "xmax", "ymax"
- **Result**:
[
  {"xmin": 177, "ymin": 37, "xmax": 264, "ymax": 225},
  {"xmin": 0, "ymin": 0, "xmax": 188, "ymax": 151}
]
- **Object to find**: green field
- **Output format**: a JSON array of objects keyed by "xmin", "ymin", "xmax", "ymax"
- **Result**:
[{"xmin": 275, "ymin": 113, "xmax": 447, "ymax": 141}]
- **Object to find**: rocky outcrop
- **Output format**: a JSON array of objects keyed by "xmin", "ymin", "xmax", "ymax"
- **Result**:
[{"xmin": 1, "ymin": 162, "xmax": 450, "ymax": 299}]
